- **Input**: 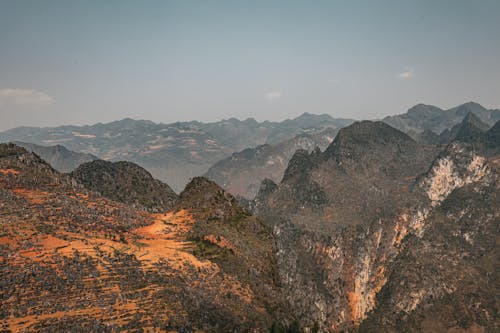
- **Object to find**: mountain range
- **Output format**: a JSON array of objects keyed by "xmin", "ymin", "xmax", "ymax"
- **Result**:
[
  {"xmin": 0, "ymin": 114, "xmax": 352, "ymax": 192},
  {"xmin": 1, "ymin": 101, "xmax": 497, "ymax": 196},
  {"xmin": 0, "ymin": 102, "xmax": 499, "ymax": 332},
  {"xmin": 383, "ymin": 101, "xmax": 500, "ymax": 135}
]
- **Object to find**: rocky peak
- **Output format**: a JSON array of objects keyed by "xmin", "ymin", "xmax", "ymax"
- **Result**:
[
  {"xmin": 0, "ymin": 143, "xmax": 56, "ymax": 172},
  {"xmin": 13, "ymin": 141, "xmax": 98, "ymax": 172},
  {"xmin": 0, "ymin": 142, "xmax": 28, "ymax": 157},
  {"xmin": 71, "ymin": 159, "xmax": 178, "ymax": 212},
  {"xmin": 177, "ymin": 177, "xmax": 248, "ymax": 222},
  {"xmin": 324, "ymin": 121, "xmax": 415, "ymax": 158},
  {"xmin": 282, "ymin": 147, "xmax": 322, "ymax": 182},
  {"xmin": 460, "ymin": 111, "xmax": 490, "ymax": 130},
  {"xmin": 449, "ymin": 112, "xmax": 488, "ymax": 142},
  {"xmin": 451, "ymin": 101, "xmax": 487, "ymax": 117},
  {"xmin": 406, "ymin": 103, "xmax": 443, "ymax": 118},
  {"xmin": 0, "ymin": 143, "xmax": 78, "ymax": 190},
  {"xmin": 255, "ymin": 178, "xmax": 278, "ymax": 202}
]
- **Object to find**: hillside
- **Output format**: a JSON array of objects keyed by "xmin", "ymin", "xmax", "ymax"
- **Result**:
[
  {"xmin": 0, "ymin": 143, "xmax": 291, "ymax": 332},
  {"xmin": 252, "ymin": 121, "xmax": 499, "ymax": 331}
]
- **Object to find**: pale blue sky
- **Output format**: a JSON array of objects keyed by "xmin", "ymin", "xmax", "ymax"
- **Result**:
[{"xmin": 1, "ymin": 0, "xmax": 499, "ymax": 130}]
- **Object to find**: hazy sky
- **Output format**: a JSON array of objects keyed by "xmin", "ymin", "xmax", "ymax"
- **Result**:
[{"xmin": 1, "ymin": 0, "xmax": 499, "ymax": 130}]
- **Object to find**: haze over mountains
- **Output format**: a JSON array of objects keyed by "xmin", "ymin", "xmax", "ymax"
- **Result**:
[
  {"xmin": 1, "ymin": 102, "xmax": 499, "ymax": 196},
  {"xmin": 0, "ymin": 114, "xmax": 352, "ymax": 192}
]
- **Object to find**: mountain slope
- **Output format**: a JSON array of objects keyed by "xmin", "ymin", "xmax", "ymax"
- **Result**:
[
  {"xmin": 71, "ymin": 160, "xmax": 179, "ymax": 212},
  {"xmin": 361, "ymin": 143, "xmax": 499, "ymax": 332},
  {"xmin": 252, "ymin": 121, "xmax": 499, "ymax": 331},
  {"xmin": 0, "ymin": 143, "xmax": 291, "ymax": 332},
  {"xmin": 13, "ymin": 141, "xmax": 98, "ymax": 172},
  {"xmin": 205, "ymin": 127, "xmax": 337, "ymax": 199}
]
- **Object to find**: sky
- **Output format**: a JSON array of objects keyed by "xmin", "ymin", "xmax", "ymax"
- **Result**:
[{"xmin": 1, "ymin": 0, "xmax": 500, "ymax": 130}]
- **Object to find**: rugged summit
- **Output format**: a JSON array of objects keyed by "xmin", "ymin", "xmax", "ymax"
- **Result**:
[
  {"xmin": 257, "ymin": 121, "xmax": 439, "ymax": 230},
  {"xmin": 71, "ymin": 160, "xmax": 178, "ymax": 212}
]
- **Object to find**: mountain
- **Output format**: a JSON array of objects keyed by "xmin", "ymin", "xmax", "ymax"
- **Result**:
[
  {"xmin": 0, "ymin": 143, "xmax": 292, "ymax": 332},
  {"xmin": 70, "ymin": 160, "xmax": 178, "ymax": 212},
  {"xmin": 361, "ymin": 143, "xmax": 499, "ymax": 332},
  {"xmin": 204, "ymin": 127, "xmax": 337, "ymax": 199},
  {"xmin": 251, "ymin": 121, "xmax": 499, "ymax": 331},
  {"xmin": 0, "ymin": 114, "xmax": 353, "ymax": 192},
  {"xmin": 256, "ymin": 121, "xmax": 440, "ymax": 230},
  {"xmin": 383, "ymin": 102, "xmax": 500, "ymax": 135},
  {"xmin": 13, "ymin": 141, "xmax": 98, "ymax": 172}
]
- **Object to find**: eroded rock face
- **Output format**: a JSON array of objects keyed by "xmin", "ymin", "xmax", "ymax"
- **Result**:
[
  {"xmin": 421, "ymin": 143, "xmax": 493, "ymax": 206},
  {"xmin": 255, "ymin": 120, "xmax": 499, "ymax": 332}
]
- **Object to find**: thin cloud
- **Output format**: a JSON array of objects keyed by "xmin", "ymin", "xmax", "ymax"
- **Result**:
[
  {"xmin": 0, "ymin": 88, "xmax": 54, "ymax": 108},
  {"xmin": 265, "ymin": 90, "xmax": 281, "ymax": 100},
  {"xmin": 396, "ymin": 67, "xmax": 416, "ymax": 79}
]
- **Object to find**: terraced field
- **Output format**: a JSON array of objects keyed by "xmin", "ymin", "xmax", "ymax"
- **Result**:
[{"xmin": 0, "ymin": 144, "xmax": 282, "ymax": 332}]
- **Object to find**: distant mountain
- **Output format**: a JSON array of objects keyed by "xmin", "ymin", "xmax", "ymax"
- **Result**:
[
  {"xmin": 432, "ymin": 114, "xmax": 500, "ymax": 155},
  {"xmin": 204, "ymin": 127, "xmax": 337, "ymax": 199},
  {"xmin": 13, "ymin": 141, "xmax": 98, "ymax": 172},
  {"xmin": 71, "ymin": 160, "xmax": 178, "ymax": 212},
  {"xmin": 383, "ymin": 101, "xmax": 500, "ymax": 135},
  {"xmin": 0, "ymin": 114, "xmax": 353, "ymax": 192}
]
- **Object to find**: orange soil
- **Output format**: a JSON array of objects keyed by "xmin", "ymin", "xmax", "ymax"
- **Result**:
[
  {"xmin": 0, "ymin": 168, "xmax": 20, "ymax": 175},
  {"xmin": 7, "ymin": 301, "xmax": 141, "ymax": 332},
  {"xmin": 2, "ymin": 205, "xmax": 254, "ymax": 330},
  {"xmin": 133, "ymin": 210, "xmax": 210, "ymax": 270},
  {"xmin": 204, "ymin": 234, "xmax": 237, "ymax": 253},
  {"xmin": 12, "ymin": 188, "xmax": 50, "ymax": 204},
  {"xmin": 0, "ymin": 236, "xmax": 17, "ymax": 247}
]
